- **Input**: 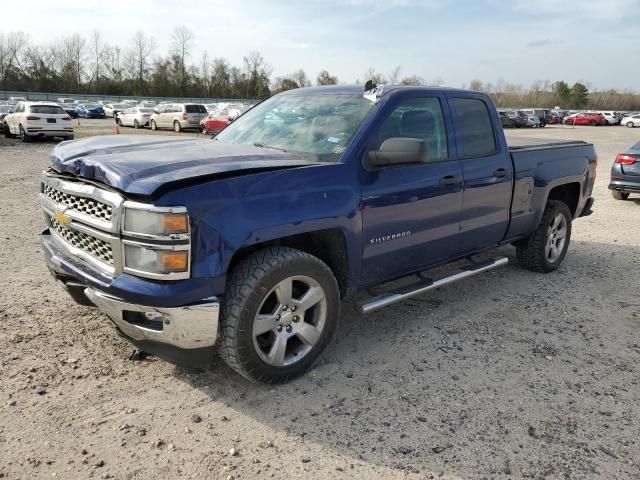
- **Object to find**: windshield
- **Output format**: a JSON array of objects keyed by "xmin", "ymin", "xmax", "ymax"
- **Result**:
[
  {"xmin": 84, "ymin": 103, "xmax": 100, "ymax": 108},
  {"xmin": 214, "ymin": 92, "xmax": 375, "ymax": 161}
]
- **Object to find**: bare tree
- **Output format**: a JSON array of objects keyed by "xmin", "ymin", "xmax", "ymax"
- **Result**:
[
  {"xmin": 171, "ymin": 26, "xmax": 195, "ymax": 94},
  {"xmin": 388, "ymin": 66, "xmax": 402, "ymax": 84},
  {"xmin": 200, "ymin": 50, "xmax": 210, "ymax": 95},
  {"xmin": 316, "ymin": 70, "xmax": 337, "ymax": 85},
  {"xmin": 0, "ymin": 32, "xmax": 29, "ymax": 90},
  {"xmin": 363, "ymin": 67, "xmax": 386, "ymax": 85},
  {"xmin": 291, "ymin": 69, "xmax": 311, "ymax": 88},
  {"xmin": 129, "ymin": 31, "xmax": 157, "ymax": 94},
  {"xmin": 88, "ymin": 31, "xmax": 108, "ymax": 91}
]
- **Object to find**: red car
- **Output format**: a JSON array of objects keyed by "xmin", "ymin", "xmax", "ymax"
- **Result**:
[
  {"xmin": 563, "ymin": 113, "xmax": 606, "ymax": 126},
  {"xmin": 200, "ymin": 109, "xmax": 237, "ymax": 134}
]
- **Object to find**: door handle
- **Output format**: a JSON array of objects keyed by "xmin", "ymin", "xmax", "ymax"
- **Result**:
[
  {"xmin": 494, "ymin": 168, "xmax": 507, "ymax": 178},
  {"xmin": 440, "ymin": 175, "xmax": 458, "ymax": 185}
]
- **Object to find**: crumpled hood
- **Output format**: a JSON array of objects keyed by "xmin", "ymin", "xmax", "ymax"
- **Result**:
[{"xmin": 49, "ymin": 135, "xmax": 321, "ymax": 196}]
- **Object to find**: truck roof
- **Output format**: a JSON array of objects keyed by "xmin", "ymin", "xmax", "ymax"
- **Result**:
[{"xmin": 285, "ymin": 85, "xmax": 479, "ymax": 97}]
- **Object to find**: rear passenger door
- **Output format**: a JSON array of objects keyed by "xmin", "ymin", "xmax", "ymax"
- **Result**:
[{"xmin": 448, "ymin": 95, "xmax": 513, "ymax": 253}]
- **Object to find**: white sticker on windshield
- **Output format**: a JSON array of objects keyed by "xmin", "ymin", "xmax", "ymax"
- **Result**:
[{"xmin": 326, "ymin": 136, "xmax": 340, "ymax": 143}]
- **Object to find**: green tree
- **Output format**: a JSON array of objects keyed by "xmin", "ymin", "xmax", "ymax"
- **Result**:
[
  {"xmin": 570, "ymin": 82, "xmax": 589, "ymax": 108},
  {"xmin": 552, "ymin": 80, "xmax": 571, "ymax": 106}
]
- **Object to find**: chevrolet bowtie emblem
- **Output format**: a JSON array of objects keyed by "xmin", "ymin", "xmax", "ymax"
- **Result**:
[{"xmin": 54, "ymin": 209, "xmax": 72, "ymax": 225}]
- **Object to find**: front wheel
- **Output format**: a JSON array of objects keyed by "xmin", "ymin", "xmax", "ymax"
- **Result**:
[
  {"xmin": 217, "ymin": 247, "xmax": 340, "ymax": 383},
  {"xmin": 612, "ymin": 190, "xmax": 630, "ymax": 200},
  {"xmin": 627, "ymin": 122, "xmax": 635, "ymax": 128},
  {"xmin": 590, "ymin": 120, "xmax": 597, "ymax": 126},
  {"xmin": 516, "ymin": 200, "xmax": 572, "ymax": 273},
  {"xmin": 134, "ymin": 119, "xmax": 140, "ymax": 129},
  {"xmin": 19, "ymin": 125, "xmax": 31, "ymax": 143},
  {"xmin": 150, "ymin": 120, "xmax": 157, "ymax": 131}
]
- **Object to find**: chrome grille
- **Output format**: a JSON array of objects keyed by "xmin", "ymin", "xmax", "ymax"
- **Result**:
[
  {"xmin": 43, "ymin": 184, "xmax": 113, "ymax": 222},
  {"xmin": 50, "ymin": 216, "xmax": 114, "ymax": 265}
]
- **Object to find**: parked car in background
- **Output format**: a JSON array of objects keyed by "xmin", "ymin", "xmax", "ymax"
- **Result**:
[
  {"xmin": 122, "ymin": 100, "xmax": 138, "ymax": 106},
  {"xmin": 609, "ymin": 141, "xmax": 640, "ymax": 200},
  {"xmin": 150, "ymin": 103, "xmax": 208, "ymax": 132},
  {"xmin": 8, "ymin": 96, "xmax": 27, "ymax": 105},
  {"xmin": 622, "ymin": 114, "xmax": 640, "ymax": 128},
  {"xmin": 75, "ymin": 103, "xmax": 105, "ymax": 118},
  {"xmin": 103, "ymin": 103, "xmax": 129, "ymax": 118},
  {"xmin": 523, "ymin": 108, "xmax": 551, "ymax": 127},
  {"xmin": 504, "ymin": 110, "xmax": 528, "ymax": 128},
  {"xmin": 599, "ymin": 111, "xmax": 620, "ymax": 125},
  {"xmin": 526, "ymin": 115, "xmax": 541, "ymax": 127},
  {"xmin": 498, "ymin": 111, "xmax": 514, "ymax": 128},
  {"xmin": 563, "ymin": 113, "xmax": 606, "ymax": 126},
  {"xmin": 0, "ymin": 104, "xmax": 12, "ymax": 121},
  {"xmin": 116, "ymin": 107, "xmax": 154, "ymax": 128},
  {"xmin": 73, "ymin": 99, "xmax": 89, "ymax": 105},
  {"xmin": 200, "ymin": 108, "xmax": 238, "ymax": 134},
  {"xmin": 139, "ymin": 100, "xmax": 157, "ymax": 108},
  {"xmin": 3, "ymin": 101, "xmax": 73, "ymax": 142},
  {"xmin": 57, "ymin": 99, "xmax": 78, "ymax": 118}
]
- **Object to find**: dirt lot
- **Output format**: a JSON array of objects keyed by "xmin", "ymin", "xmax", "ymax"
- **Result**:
[{"xmin": 1, "ymin": 120, "xmax": 639, "ymax": 479}]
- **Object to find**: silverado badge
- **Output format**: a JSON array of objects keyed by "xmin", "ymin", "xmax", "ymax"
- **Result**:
[{"xmin": 55, "ymin": 209, "xmax": 72, "ymax": 225}]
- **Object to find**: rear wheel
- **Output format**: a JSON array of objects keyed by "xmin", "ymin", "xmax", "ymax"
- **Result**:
[
  {"xmin": 516, "ymin": 200, "xmax": 572, "ymax": 273},
  {"xmin": 217, "ymin": 247, "xmax": 340, "ymax": 383},
  {"xmin": 589, "ymin": 120, "xmax": 597, "ymax": 126},
  {"xmin": 3, "ymin": 122, "xmax": 13, "ymax": 138},
  {"xmin": 19, "ymin": 125, "xmax": 31, "ymax": 143},
  {"xmin": 612, "ymin": 190, "xmax": 630, "ymax": 200},
  {"xmin": 627, "ymin": 121, "xmax": 635, "ymax": 128},
  {"xmin": 173, "ymin": 120, "xmax": 182, "ymax": 133},
  {"xmin": 134, "ymin": 119, "xmax": 140, "ymax": 129}
]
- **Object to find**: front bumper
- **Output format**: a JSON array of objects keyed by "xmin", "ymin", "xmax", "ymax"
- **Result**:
[
  {"xmin": 84, "ymin": 288, "xmax": 219, "ymax": 350},
  {"xmin": 43, "ymin": 229, "xmax": 221, "ymax": 365}
]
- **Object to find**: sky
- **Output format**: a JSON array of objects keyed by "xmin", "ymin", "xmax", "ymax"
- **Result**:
[{"xmin": 6, "ymin": 0, "xmax": 640, "ymax": 91}]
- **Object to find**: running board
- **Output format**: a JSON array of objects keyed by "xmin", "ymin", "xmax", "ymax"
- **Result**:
[{"xmin": 360, "ymin": 257, "xmax": 509, "ymax": 314}]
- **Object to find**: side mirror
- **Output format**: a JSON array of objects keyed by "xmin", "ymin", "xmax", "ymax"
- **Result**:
[
  {"xmin": 367, "ymin": 138, "xmax": 427, "ymax": 168},
  {"xmin": 153, "ymin": 109, "xmax": 159, "ymax": 114}
]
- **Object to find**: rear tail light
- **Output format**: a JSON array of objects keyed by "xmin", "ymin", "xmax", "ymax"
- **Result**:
[
  {"xmin": 615, "ymin": 154, "xmax": 637, "ymax": 165},
  {"xmin": 62, "ymin": 116, "xmax": 71, "ymax": 121},
  {"xmin": 26, "ymin": 115, "xmax": 41, "ymax": 120},
  {"xmin": 182, "ymin": 113, "xmax": 188, "ymax": 120}
]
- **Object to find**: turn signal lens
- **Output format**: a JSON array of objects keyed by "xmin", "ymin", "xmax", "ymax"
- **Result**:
[
  {"xmin": 159, "ymin": 251, "xmax": 188, "ymax": 273},
  {"xmin": 163, "ymin": 213, "xmax": 189, "ymax": 233},
  {"xmin": 615, "ymin": 154, "xmax": 637, "ymax": 165}
]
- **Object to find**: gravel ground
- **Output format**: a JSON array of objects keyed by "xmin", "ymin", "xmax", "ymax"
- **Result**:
[{"xmin": 1, "ymin": 121, "xmax": 639, "ymax": 479}]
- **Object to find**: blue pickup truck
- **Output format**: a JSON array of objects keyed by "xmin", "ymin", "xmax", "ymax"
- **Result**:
[{"xmin": 40, "ymin": 85, "xmax": 596, "ymax": 383}]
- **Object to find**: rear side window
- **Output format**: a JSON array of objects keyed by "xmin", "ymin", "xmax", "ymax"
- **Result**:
[
  {"xmin": 31, "ymin": 105, "xmax": 66, "ymax": 114},
  {"xmin": 452, "ymin": 98, "xmax": 496, "ymax": 158},
  {"xmin": 186, "ymin": 104, "xmax": 207, "ymax": 113}
]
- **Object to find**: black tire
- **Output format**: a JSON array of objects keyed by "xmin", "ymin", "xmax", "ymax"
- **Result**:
[
  {"xmin": 173, "ymin": 120, "xmax": 181, "ymax": 133},
  {"xmin": 19, "ymin": 125, "xmax": 31, "ymax": 143},
  {"xmin": 3, "ymin": 123, "xmax": 13, "ymax": 138},
  {"xmin": 150, "ymin": 120, "xmax": 157, "ymax": 131},
  {"xmin": 516, "ymin": 200, "xmax": 572, "ymax": 273},
  {"xmin": 627, "ymin": 122, "xmax": 635, "ymax": 128},
  {"xmin": 65, "ymin": 135, "xmax": 74, "ymax": 141},
  {"xmin": 134, "ymin": 119, "xmax": 140, "ymax": 129},
  {"xmin": 217, "ymin": 247, "xmax": 340, "ymax": 384},
  {"xmin": 611, "ymin": 190, "xmax": 630, "ymax": 200},
  {"xmin": 589, "ymin": 120, "xmax": 597, "ymax": 126}
]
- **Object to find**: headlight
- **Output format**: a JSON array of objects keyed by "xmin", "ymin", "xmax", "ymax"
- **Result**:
[
  {"xmin": 121, "ymin": 202, "xmax": 191, "ymax": 280},
  {"xmin": 124, "ymin": 244, "xmax": 189, "ymax": 275},
  {"xmin": 124, "ymin": 206, "xmax": 189, "ymax": 237}
]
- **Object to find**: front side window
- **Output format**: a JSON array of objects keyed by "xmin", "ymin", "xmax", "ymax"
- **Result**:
[
  {"xmin": 452, "ymin": 97, "xmax": 496, "ymax": 158},
  {"xmin": 215, "ymin": 92, "xmax": 375, "ymax": 162},
  {"xmin": 373, "ymin": 96, "xmax": 449, "ymax": 161}
]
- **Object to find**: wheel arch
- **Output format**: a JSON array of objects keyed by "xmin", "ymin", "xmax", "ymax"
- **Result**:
[
  {"xmin": 546, "ymin": 182, "xmax": 581, "ymax": 217},
  {"xmin": 228, "ymin": 228, "xmax": 351, "ymax": 299}
]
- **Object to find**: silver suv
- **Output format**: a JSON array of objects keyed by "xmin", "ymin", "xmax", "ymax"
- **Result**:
[{"xmin": 150, "ymin": 103, "xmax": 208, "ymax": 132}]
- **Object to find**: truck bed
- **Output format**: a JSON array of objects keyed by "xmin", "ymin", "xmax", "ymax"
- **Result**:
[{"xmin": 507, "ymin": 137, "xmax": 590, "ymax": 151}]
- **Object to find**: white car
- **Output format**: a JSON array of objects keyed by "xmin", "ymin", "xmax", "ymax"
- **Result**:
[
  {"xmin": 622, "ymin": 114, "xmax": 640, "ymax": 128},
  {"xmin": 3, "ymin": 101, "xmax": 73, "ymax": 142},
  {"xmin": 139, "ymin": 100, "xmax": 157, "ymax": 108},
  {"xmin": 122, "ymin": 99, "xmax": 139, "ymax": 106},
  {"xmin": 116, "ymin": 107, "xmax": 154, "ymax": 128},
  {"xmin": 104, "ymin": 103, "xmax": 130, "ymax": 118},
  {"xmin": 598, "ymin": 111, "xmax": 620, "ymax": 125},
  {"xmin": 8, "ymin": 96, "xmax": 27, "ymax": 105}
]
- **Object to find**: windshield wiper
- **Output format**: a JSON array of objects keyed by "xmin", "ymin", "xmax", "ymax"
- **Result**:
[{"xmin": 253, "ymin": 142, "xmax": 287, "ymax": 152}]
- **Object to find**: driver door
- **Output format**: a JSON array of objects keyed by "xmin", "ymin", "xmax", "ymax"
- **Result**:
[{"xmin": 360, "ymin": 92, "xmax": 463, "ymax": 284}]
